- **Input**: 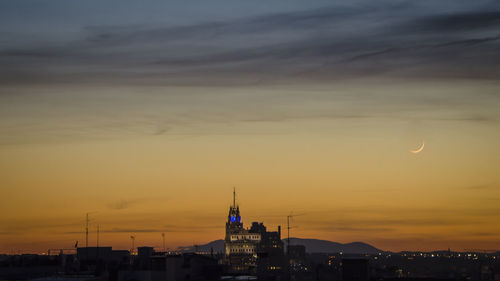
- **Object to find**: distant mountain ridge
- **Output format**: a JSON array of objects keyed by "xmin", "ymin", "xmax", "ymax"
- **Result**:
[
  {"xmin": 179, "ymin": 238, "xmax": 382, "ymax": 254},
  {"xmin": 286, "ymin": 238, "xmax": 382, "ymax": 254}
]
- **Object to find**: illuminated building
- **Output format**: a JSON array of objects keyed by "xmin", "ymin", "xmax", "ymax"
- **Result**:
[{"xmin": 224, "ymin": 190, "xmax": 261, "ymax": 272}]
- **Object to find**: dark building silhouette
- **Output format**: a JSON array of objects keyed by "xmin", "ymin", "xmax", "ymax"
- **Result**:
[
  {"xmin": 288, "ymin": 244, "xmax": 307, "ymax": 270},
  {"xmin": 342, "ymin": 258, "xmax": 369, "ymax": 281},
  {"xmin": 250, "ymin": 222, "xmax": 285, "ymax": 280},
  {"xmin": 77, "ymin": 247, "xmax": 129, "ymax": 265},
  {"xmin": 118, "ymin": 253, "xmax": 220, "ymax": 281}
]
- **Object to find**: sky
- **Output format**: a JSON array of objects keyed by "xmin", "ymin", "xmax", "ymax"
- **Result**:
[{"xmin": 1, "ymin": 0, "xmax": 500, "ymax": 254}]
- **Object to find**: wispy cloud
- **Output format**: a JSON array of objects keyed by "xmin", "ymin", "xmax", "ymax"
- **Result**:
[
  {"xmin": 1, "ymin": 1, "xmax": 500, "ymax": 86},
  {"xmin": 0, "ymin": 1, "xmax": 499, "ymax": 146},
  {"xmin": 107, "ymin": 199, "xmax": 143, "ymax": 210},
  {"xmin": 462, "ymin": 183, "xmax": 496, "ymax": 190}
]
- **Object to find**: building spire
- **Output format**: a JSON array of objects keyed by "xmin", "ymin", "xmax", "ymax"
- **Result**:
[{"xmin": 233, "ymin": 187, "xmax": 236, "ymax": 207}]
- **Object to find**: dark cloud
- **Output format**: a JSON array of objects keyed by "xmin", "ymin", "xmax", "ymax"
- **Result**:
[
  {"xmin": 467, "ymin": 232, "xmax": 499, "ymax": 237},
  {"xmin": 107, "ymin": 199, "xmax": 135, "ymax": 210},
  {"xmin": 1, "ymin": 1, "xmax": 500, "ymax": 86},
  {"xmin": 98, "ymin": 224, "xmax": 220, "ymax": 234},
  {"xmin": 103, "ymin": 228, "xmax": 163, "ymax": 233},
  {"xmin": 106, "ymin": 197, "xmax": 171, "ymax": 210},
  {"xmin": 60, "ymin": 228, "xmax": 165, "ymax": 234},
  {"xmin": 463, "ymin": 184, "xmax": 495, "ymax": 190},
  {"xmin": 1, "ymin": 1, "xmax": 499, "ymax": 145},
  {"xmin": 409, "ymin": 11, "xmax": 500, "ymax": 32},
  {"xmin": 433, "ymin": 115, "xmax": 494, "ymax": 123},
  {"xmin": 309, "ymin": 217, "xmax": 478, "ymax": 230},
  {"xmin": 315, "ymin": 226, "xmax": 393, "ymax": 233}
]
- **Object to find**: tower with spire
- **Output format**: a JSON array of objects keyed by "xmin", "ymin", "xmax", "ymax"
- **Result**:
[
  {"xmin": 224, "ymin": 188, "xmax": 261, "ymax": 272},
  {"xmin": 226, "ymin": 188, "xmax": 243, "ymax": 233}
]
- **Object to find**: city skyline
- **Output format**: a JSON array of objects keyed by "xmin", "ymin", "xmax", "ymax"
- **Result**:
[
  {"xmin": 2, "ymin": 186, "xmax": 499, "ymax": 254},
  {"xmin": 1, "ymin": 0, "xmax": 500, "ymax": 255}
]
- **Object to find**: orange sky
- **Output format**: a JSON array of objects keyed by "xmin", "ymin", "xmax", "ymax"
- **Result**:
[{"xmin": 1, "ymin": 79, "xmax": 500, "ymax": 254}]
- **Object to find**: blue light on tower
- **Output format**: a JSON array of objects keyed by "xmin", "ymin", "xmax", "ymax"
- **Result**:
[{"xmin": 230, "ymin": 216, "xmax": 236, "ymax": 222}]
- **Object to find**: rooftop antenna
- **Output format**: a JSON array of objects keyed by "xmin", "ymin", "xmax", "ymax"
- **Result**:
[
  {"xmin": 130, "ymin": 235, "xmax": 136, "ymax": 255},
  {"xmin": 97, "ymin": 224, "xmax": 100, "ymax": 248},
  {"xmin": 85, "ymin": 213, "xmax": 89, "ymax": 248},
  {"xmin": 287, "ymin": 214, "xmax": 291, "ymax": 281},
  {"xmin": 162, "ymin": 233, "xmax": 166, "ymax": 252},
  {"xmin": 286, "ymin": 213, "xmax": 304, "ymax": 255},
  {"xmin": 287, "ymin": 215, "xmax": 291, "ymax": 253},
  {"xmin": 286, "ymin": 213, "xmax": 297, "ymax": 281},
  {"xmin": 96, "ymin": 224, "xmax": 100, "ymax": 261}
]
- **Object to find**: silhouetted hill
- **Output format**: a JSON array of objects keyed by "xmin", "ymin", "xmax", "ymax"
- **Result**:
[
  {"xmin": 179, "ymin": 240, "xmax": 225, "ymax": 253},
  {"xmin": 286, "ymin": 238, "xmax": 382, "ymax": 254},
  {"xmin": 179, "ymin": 238, "xmax": 382, "ymax": 254}
]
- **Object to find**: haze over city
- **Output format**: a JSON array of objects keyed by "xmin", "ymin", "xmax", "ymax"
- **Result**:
[{"xmin": 1, "ymin": 0, "xmax": 500, "ymax": 255}]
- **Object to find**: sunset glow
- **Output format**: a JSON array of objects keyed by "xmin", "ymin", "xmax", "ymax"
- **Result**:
[{"xmin": 1, "ymin": 0, "xmax": 500, "ymax": 255}]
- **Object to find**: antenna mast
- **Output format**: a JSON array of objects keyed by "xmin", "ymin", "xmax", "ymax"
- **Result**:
[
  {"xmin": 130, "ymin": 236, "xmax": 136, "ymax": 255},
  {"xmin": 162, "ymin": 233, "xmax": 166, "ymax": 252},
  {"xmin": 287, "ymin": 215, "xmax": 291, "ymax": 281},
  {"xmin": 85, "ymin": 213, "xmax": 89, "ymax": 248},
  {"xmin": 233, "ymin": 187, "xmax": 236, "ymax": 207},
  {"xmin": 96, "ymin": 224, "xmax": 100, "ymax": 261},
  {"xmin": 97, "ymin": 224, "xmax": 100, "ymax": 248},
  {"xmin": 287, "ymin": 215, "xmax": 290, "ymax": 253}
]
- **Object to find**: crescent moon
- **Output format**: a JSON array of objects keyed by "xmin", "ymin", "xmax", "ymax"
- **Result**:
[{"xmin": 410, "ymin": 141, "xmax": 425, "ymax": 154}]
